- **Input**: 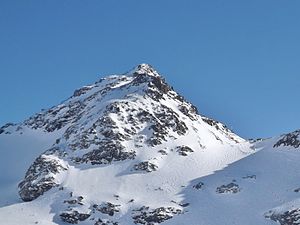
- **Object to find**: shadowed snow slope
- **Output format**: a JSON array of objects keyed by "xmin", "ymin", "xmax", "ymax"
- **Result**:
[{"xmin": 0, "ymin": 64, "xmax": 298, "ymax": 225}]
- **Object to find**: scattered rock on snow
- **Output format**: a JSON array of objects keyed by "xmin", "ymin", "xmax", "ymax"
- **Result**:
[
  {"xmin": 132, "ymin": 206, "xmax": 182, "ymax": 225},
  {"xmin": 193, "ymin": 182, "xmax": 204, "ymax": 190},
  {"xmin": 265, "ymin": 208, "xmax": 300, "ymax": 225},
  {"xmin": 134, "ymin": 161, "xmax": 158, "ymax": 173},
  {"xmin": 94, "ymin": 218, "xmax": 119, "ymax": 225},
  {"xmin": 60, "ymin": 210, "xmax": 90, "ymax": 224},
  {"xmin": 274, "ymin": 130, "xmax": 300, "ymax": 149},
  {"xmin": 0, "ymin": 123, "xmax": 15, "ymax": 134},
  {"xmin": 216, "ymin": 182, "xmax": 240, "ymax": 194},
  {"xmin": 242, "ymin": 175, "xmax": 256, "ymax": 180},
  {"xmin": 92, "ymin": 202, "xmax": 121, "ymax": 217},
  {"xmin": 64, "ymin": 196, "xmax": 84, "ymax": 205},
  {"xmin": 176, "ymin": 146, "xmax": 194, "ymax": 156}
]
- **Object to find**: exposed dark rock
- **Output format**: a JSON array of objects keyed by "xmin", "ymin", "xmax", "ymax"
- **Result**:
[
  {"xmin": 132, "ymin": 73, "xmax": 153, "ymax": 86},
  {"xmin": 265, "ymin": 208, "xmax": 300, "ymax": 225},
  {"xmin": 248, "ymin": 138, "xmax": 263, "ymax": 143},
  {"xmin": 193, "ymin": 182, "xmax": 204, "ymax": 190},
  {"xmin": 176, "ymin": 146, "xmax": 194, "ymax": 156},
  {"xmin": 131, "ymin": 64, "xmax": 173, "ymax": 101},
  {"xmin": 147, "ymin": 124, "xmax": 169, "ymax": 146},
  {"xmin": 158, "ymin": 149, "xmax": 168, "ymax": 155},
  {"xmin": 64, "ymin": 196, "xmax": 84, "ymax": 205},
  {"xmin": 154, "ymin": 187, "xmax": 163, "ymax": 191},
  {"xmin": 202, "ymin": 117, "xmax": 222, "ymax": 130},
  {"xmin": 73, "ymin": 86, "xmax": 93, "ymax": 97},
  {"xmin": 134, "ymin": 161, "xmax": 158, "ymax": 172},
  {"xmin": 94, "ymin": 218, "xmax": 119, "ymax": 225},
  {"xmin": 242, "ymin": 175, "xmax": 256, "ymax": 180},
  {"xmin": 154, "ymin": 105, "xmax": 188, "ymax": 136},
  {"xmin": 77, "ymin": 141, "xmax": 136, "ymax": 165},
  {"xmin": 132, "ymin": 206, "xmax": 182, "ymax": 225},
  {"xmin": 202, "ymin": 117, "xmax": 240, "ymax": 143},
  {"xmin": 147, "ymin": 106, "xmax": 188, "ymax": 146},
  {"xmin": 64, "ymin": 199, "xmax": 79, "ymax": 205},
  {"xmin": 18, "ymin": 152, "xmax": 68, "ymax": 201},
  {"xmin": 0, "ymin": 123, "xmax": 15, "ymax": 134},
  {"xmin": 64, "ymin": 112, "xmax": 118, "ymax": 145},
  {"xmin": 65, "ymin": 105, "xmax": 137, "ymax": 165},
  {"xmin": 113, "ymin": 194, "xmax": 120, "ymax": 200},
  {"xmin": 146, "ymin": 77, "xmax": 172, "ymax": 101},
  {"xmin": 216, "ymin": 182, "xmax": 240, "ymax": 194},
  {"xmin": 179, "ymin": 203, "xmax": 190, "ymax": 208},
  {"xmin": 178, "ymin": 104, "xmax": 198, "ymax": 121},
  {"xmin": 60, "ymin": 210, "xmax": 90, "ymax": 224},
  {"xmin": 274, "ymin": 130, "xmax": 300, "ymax": 149},
  {"xmin": 24, "ymin": 101, "xmax": 85, "ymax": 132},
  {"xmin": 92, "ymin": 202, "xmax": 120, "ymax": 216}
]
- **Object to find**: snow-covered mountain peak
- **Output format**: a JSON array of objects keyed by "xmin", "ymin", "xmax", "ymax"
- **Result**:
[
  {"xmin": 0, "ymin": 65, "xmax": 258, "ymax": 225},
  {"xmin": 130, "ymin": 63, "xmax": 160, "ymax": 77}
]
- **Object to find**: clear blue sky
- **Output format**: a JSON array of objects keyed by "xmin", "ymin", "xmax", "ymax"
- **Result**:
[{"xmin": 0, "ymin": 0, "xmax": 299, "ymax": 139}]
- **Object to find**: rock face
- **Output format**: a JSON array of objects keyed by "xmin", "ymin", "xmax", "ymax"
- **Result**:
[
  {"xmin": 265, "ymin": 208, "xmax": 300, "ymax": 225},
  {"xmin": 274, "ymin": 130, "xmax": 300, "ymax": 148},
  {"xmin": 18, "ymin": 150, "xmax": 68, "ymax": 201},
  {"xmin": 0, "ymin": 123, "xmax": 15, "ymax": 134}
]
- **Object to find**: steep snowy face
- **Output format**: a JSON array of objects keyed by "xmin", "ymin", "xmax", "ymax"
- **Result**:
[{"xmin": 0, "ymin": 64, "xmax": 252, "ymax": 225}]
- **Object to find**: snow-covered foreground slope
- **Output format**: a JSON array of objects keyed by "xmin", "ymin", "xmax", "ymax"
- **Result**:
[
  {"xmin": 169, "ymin": 135, "xmax": 300, "ymax": 225},
  {"xmin": 0, "ymin": 64, "xmax": 299, "ymax": 225}
]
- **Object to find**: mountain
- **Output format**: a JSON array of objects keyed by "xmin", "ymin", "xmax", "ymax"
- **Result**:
[{"xmin": 0, "ymin": 64, "xmax": 299, "ymax": 225}]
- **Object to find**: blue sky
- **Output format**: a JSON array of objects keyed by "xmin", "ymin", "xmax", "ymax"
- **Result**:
[{"xmin": 0, "ymin": 0, "xmax": 299, "ymax": 139}]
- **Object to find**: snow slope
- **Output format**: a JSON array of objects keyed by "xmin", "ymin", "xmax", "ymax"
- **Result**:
[
  {"xmin": 0, "ymin": 64, "xmax": 299, "ymax": 225},
  {"xmin": 169, "ymin": 136, "xmax": 300, "ymax": 225}
]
